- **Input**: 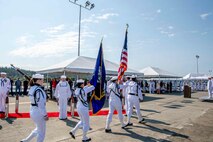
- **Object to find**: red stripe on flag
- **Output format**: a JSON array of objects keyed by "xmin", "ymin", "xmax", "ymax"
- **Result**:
[{"xmin": 122, "ymin": 52, "xmax": 128, "ymax": 56}]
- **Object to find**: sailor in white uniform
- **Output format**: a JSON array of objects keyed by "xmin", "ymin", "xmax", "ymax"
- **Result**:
[
  {"xmin": 69, "ymin": 79, "xmax": 95, "ymax": 142},
  {"xmin": 0, "ymin": 72, "xmax": 11, "ymax": 113},
  {"xmin": 21, "ymin": 74, "xmax": 48, "ymax": 142},
  {"xmin": 123, "ymin": 76, "xmax": 131, "ymax": 114},
  {"xmin": 207, "ymin": 76, "xmax": 213, "ymax": 99},
  {"xmin": 105, "ymin": 76, "xmax": 127, "ymax": 133},
  {"xmin": 126, "ymin": 75, "xmax": 145, "ymax": 126},
  {"xmin": 54, "ymin": 75, "xmax": 72, "ymax": 120},
  {"xmin": 149, "ymin": 80, "xmax": 155, "ymax": 94}
]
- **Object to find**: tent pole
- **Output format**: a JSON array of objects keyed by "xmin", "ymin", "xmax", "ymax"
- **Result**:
[{"xmin": 46, "ymin": 73, "xmax": 49, "ymax": 91}]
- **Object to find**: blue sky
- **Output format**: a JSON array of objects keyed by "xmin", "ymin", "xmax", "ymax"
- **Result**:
[{"xmin": 0, "ymin": 0, "xmax": 212, "ymax": 76}]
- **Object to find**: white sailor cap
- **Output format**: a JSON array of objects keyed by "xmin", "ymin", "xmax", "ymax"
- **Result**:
[
  {"xmin": 77, "ymin": 79, "xmax": 84, "ymax": 83},
  {"xmin": 32, "ymin": 74, "xmax": 44, "ymax": 79},
  {"xmin": 126, "ymin": 75, "xmax": 131, "ymax": 78},
  {"xmin": 110, "ymin": 76, "xmax": 118, "ymax": 81},
  {"xmin": 0, "ymin": 72, "xmax": 6, "ymax": 75},
  {"xmin": 131, "ymin": 75, "xmax": 137, "ymax": 79},
  {"xmin": 61, "ymin": 75, "xmax": 66, "ymax": 79}
]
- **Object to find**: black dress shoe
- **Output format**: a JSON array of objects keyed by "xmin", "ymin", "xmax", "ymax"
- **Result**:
[
  {"xmin": 126, "ymin": 122, "xmax": 133, "ymax": 126},
  {"xmin": 121, "ymin": 125, "xmax": 127, "ymax": 129},
  {"xmin": 105, "ymin": 129, "xmax": 112, "ymax": 133},
  {"xmin": 59, "ymin": 118, "xmax": 67, "ymax": 120},
  {"xmin": 82, "ymin": 138, "xmax": 91, "ymax": 142},
  {"xmin": 69, "ymin": 132, "xmax": 75, "ymax": 139},
  {"xmin": 139, "ymin": 118, "xmax": 146, "ymax": 124}
]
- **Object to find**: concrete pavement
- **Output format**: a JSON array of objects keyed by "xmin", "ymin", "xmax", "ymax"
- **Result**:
[{"xmin": 0, "ymin": 91, "xmax": 213, "ymax": 142}]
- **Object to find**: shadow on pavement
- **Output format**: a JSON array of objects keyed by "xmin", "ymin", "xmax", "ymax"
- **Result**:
[
  {"xmin": 141, "ymin": 124, "xmax": 190, "ymax": 140},
  {"xmin": 144, "ymin": 118, "xmax": 170, "ymax": 126},
  {"xmin": 62, "ymin": 118, "xmax": 78, "ymax": 128},
  {"xmin": 143, "ymin": 96, "xmax": 163, "ymax": 102},
  {"xmin": 111, "ymin": 127, "xmax": 171, "ymax": 142},
  {"xmin": 163, "ymin": 104, "xmax": 184, "ymax": 109},
  {"xmin": 0, "ymin": 118, "xmax": 17, "ymax": 124},
  {"xmin": 140, "ymin": 109, "xmax": 161, "ymax": 113}
]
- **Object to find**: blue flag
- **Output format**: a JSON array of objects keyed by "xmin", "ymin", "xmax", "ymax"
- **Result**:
[{"xmin": 90, "ymin": 41, "xmax": 106, "ymax": 114}]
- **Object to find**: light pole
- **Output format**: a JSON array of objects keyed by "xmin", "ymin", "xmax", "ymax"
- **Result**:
[
  {"xmin": 196, "ymin": 55, "xmax": 199, "ymax": 74},
  {"xmin": 69, "ymin": 0, "xmax": 95, "ymax": 56}
]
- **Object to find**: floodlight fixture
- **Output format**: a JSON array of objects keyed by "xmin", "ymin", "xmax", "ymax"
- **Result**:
[
  {"xmin": 85, "ymin": 1, "xmax": 91, "ymax": 7},
  {"xmin": 90, "ymin": 3, "xmax": 95, "ymax": 10}
]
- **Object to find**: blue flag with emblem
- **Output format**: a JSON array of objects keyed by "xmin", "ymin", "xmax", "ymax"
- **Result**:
[{"xmin": 90, "ymin": 40, "xmax": 106, "ymax": 114}]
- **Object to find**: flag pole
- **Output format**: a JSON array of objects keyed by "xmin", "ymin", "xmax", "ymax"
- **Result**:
[
  {"xmin": 117, "ymin": 23, "xmax": 129, "ymax": 83},
  {"xmin": 126, "ymin": 23, "xmax": 129, "ymax": 31},
  {"xmin": 100, "ymin": 38, "xmax": 103, "ymax": 98}
]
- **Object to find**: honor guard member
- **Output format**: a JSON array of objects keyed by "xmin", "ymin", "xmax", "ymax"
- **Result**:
[
  {"xmin": 54, "ymin": 75, "xmax": 72, "ymax": 120},
  {"xmin": 0, "ymin": 72, "xmax": 11, "ymax": 113},
  {"xmin": 123, "ymin": 76, "xmax": 131, "ymax": 114},
  {"xmin": 69, "ymin": 79, "xmax": 95, "ymax": 142},
  {"xmin": 126, "ymin": 75, "xmax": 145, "ymax": 126},
  {"xmin": 21, "ymin": 74, "xmax": 48, "ymax": 142},
  {"xmin": 105, "ymin": 76, "xmax": 127, "ymax": 132}
]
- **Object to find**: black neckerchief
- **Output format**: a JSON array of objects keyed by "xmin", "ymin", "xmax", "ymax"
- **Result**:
[
  {"xmin": 30, "ymin": 84, "xmax": 44, "ymax": 106},
  {"xmin": 78, "ymin": 88, "xmax": 88, "ymax": 107},
  {"xmin": 110, "ymin": 83, "xmax": 122, "ymax": 100},
  {"xmin": 1, "ymin": 78, "xmax": 4, "ymax": 87}
]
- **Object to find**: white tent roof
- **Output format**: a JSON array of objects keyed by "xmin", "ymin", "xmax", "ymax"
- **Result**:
[
  {"xmin": 36, "ymin": 56, "xmax": 143, "ymax": 76},
  {"xmin": 182, "ymin": 73, "xmax": 208, "ymax": 80},
  {"xmin": 139, "ymin": 66, "xmax": 180, "ymax": 78}
]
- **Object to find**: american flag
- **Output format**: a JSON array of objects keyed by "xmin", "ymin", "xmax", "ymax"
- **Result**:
[{"xmin": 118, "ymin": 25, "xmax": 128, "ymax": 81}]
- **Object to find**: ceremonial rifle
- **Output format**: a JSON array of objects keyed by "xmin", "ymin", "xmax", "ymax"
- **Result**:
[
  {"xmin": 10, "ymin": 64, "xmax": 31, "ymax": 81},
  {"xmin": 10, "ymin": 64, "xmax": 31, "ymax": 113}
]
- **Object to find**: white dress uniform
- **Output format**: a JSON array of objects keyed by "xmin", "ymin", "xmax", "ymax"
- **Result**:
[
  {"xmin": 149, "ymin": 81, "xmax": 155, "ymax": 94},
  {"xmin": 22, "ymin": 84, "xmax": 47, "ymax": 142},
  {"xmin": 70, "ymin": 82, "xmax": 95, "ymax": 141},
  {"xmin": 105, "ymin": 79, "xmax": 126, "ymax": 131},
  {"xmin": 207, "ymin": 78, "xmax": 213, "ymax": 98},
  {"xmin": 123, "ymin": 79, "xmax": 130, "ymax": 112},
  {"xmin": 149, "ymin": 81, "xmax": 152, "ymax": 94},
  {"xmin": 54, "ymin": 79, "xmax": 72, "ymax": 119},
  {"xmin": 126, "ymin": 79, "xmax": 144, "ymax": 124},
  {"xmin": 0, "ymin": 74, "xmax": 11, "ymax": 112}
]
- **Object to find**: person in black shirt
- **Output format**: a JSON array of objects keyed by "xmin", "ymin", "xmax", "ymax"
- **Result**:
[
  {"xmin": 9, "ymin": 78, "xmax": 14, "ymax": 96},
  {"xmin": 15, "ymin": 78, "xmax": 22, "ymax": 96},
  {"xmin": 23, "ymin": 80, "xmax": 29, "ymax": 95}
]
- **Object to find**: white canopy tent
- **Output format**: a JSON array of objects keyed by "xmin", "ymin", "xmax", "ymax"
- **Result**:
[
  {"xmin": 36, "ymin": 56, "xmax": 144, "ymax": 77},
  {"xmin": 182, "ymin": 73, "xmax": 209, "ymax": 80},
  {"xmin": 139, "ymin": 66, "xmax": 181, "ymax": 78}
]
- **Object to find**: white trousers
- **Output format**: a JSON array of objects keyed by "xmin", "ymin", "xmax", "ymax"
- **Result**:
[
  {"xmin": 0, "ymin": 92, "xmax": 7, "ymax": 112},
  {"xmin": 149, "ymin": 87, "xmax": 152, "ymax": 94},
  {"xmin": 71, "ymin": 105, "xmax": 89, "ymax": 140},
  {"xmin": 106, "ymin": 98, "xmax": 125, "ymax": 129},
  {"xmin": 22, "ymin": 111, "xmax": 46, "ymax": 142},
  {"xmin": 127, "ymin": 95, "xmax": 142, "ymax": 123},
  {"xmin": 58, "ymin": 97, "xmax": 68, "ymax": 119},
  {"xmin": 124, "ymin": 94, "xmax": 129, "ymax": 113},
  {"xmin": 208, "ymin": 89, "xmax": 213, "ymax": 98}
]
